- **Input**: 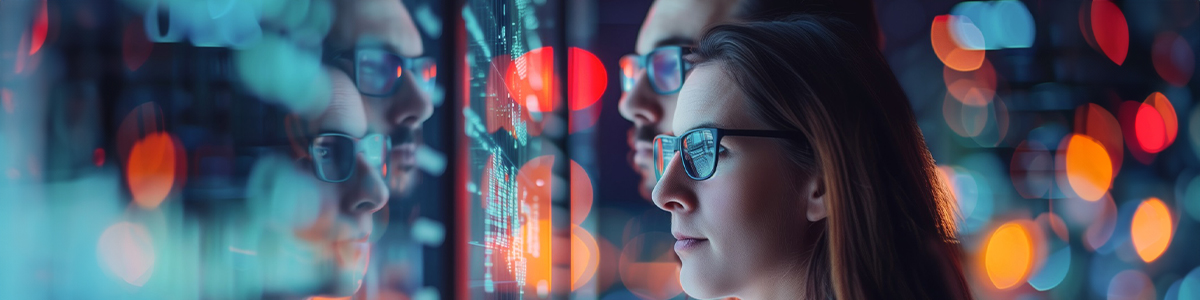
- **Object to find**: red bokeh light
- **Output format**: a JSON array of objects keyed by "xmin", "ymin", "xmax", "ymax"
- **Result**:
[
  {"xmin": 1090, "ymin": 0, "xmax": 1129, "ymax": 65},
  {"xmin": 507, "ymin": 47, "xmax": 558, "ymax": 113},
  {"xmin": 122, "ymin": 19, "xmax": 154, "ymax": 71},
  {"xmin": 1153, "ymin": 32, "xmax": 1195, "ymax": 86},
  {"xmin": 30, "ymin": 0, "xmax": 48, "ymax": 55},
  {"xmin": 94, "ymin": 148, "xmax": 105, "ymax": 167},
  {"xmin": 568, "ymin": 47, "xmax": 606, "ymax": 111}
]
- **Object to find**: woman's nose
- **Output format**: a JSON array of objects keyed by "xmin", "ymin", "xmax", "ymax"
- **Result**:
[{"xmin": 652, "ymin": 156, "xmax": 697, "ymax": 214}]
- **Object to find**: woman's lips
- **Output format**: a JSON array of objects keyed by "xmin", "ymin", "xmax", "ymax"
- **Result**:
[{"xmin": 674, "ymin": 238, "xmax": 708, "ymax": 254}]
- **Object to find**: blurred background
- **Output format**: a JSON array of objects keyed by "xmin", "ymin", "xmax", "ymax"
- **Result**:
[{"xmin": 1, "ymin": 0, "xmax": 1199, "ymax": 299}]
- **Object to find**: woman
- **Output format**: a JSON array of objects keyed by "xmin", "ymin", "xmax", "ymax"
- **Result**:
[{"xmin": 651, "ymin": 16, "xmax": 972, "ymax": 299}]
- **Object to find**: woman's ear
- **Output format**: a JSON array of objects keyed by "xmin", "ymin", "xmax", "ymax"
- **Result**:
[{"xmin": 805, "ymin": 177, "xmax": 828, "ymax": 222}]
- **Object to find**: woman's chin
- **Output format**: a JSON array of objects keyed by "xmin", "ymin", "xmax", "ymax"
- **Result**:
[{"xmin": 679, "ymin": 263, "xmax": 725, "ymax": 299}]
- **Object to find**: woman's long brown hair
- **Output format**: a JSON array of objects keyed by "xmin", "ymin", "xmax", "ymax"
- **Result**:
[{"xmin": 690, "ymin": 16, "xmax": 973, "ymax": 299}]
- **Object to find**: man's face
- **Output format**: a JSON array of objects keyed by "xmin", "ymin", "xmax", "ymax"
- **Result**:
[
  {"xmin": 266, "ymin": 66, "xmax": 390, "ymax": 298},
  {"xmin": 619, "ymin": 0, "xmax": 740, "ymax": 199},
  {"xmin": 326, "ymin": 0, "xmax": 434, "ymax": 198}
]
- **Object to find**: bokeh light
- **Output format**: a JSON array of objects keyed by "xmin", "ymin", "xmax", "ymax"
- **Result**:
[
  {"xmin": 1153, "ymin": 32, "xmax": 1195, "ymax": 87},
  {"xmin": 1, "ymin": 88, "xmax": 11, "ymax": 114},
  {"xmin": 1130, "ymin": 197, "xmax": 1173, "ymax": 263},
  {"xmin": 943, "ymin": 59, "xmax": 996, "ymax": 106},
  {"xmin": 97, "ymin": 221, "xmax": 156, "ymax": 287},
  {"xmin": 569, "ymin": 47, "xmax": 606, "ymax": 111},
  {"xmin": 1058, "ymin": 134, "xmax": 1113, "ymax": 201},
  {"xmin": 1142, "ymin": 92, "xmax": 1179, "ymax": 153},
  {"xmin": 1185, "ymin": 175, "xmax": 1200, "ymax": 222},
  {"xmin": 122, "ymin": 19, "xmax": 153, "ymax": 71},
  {"xmin": 1011, "ymin": 140, "xmax": 1054, "ymax": 199},
  {"xmin": 93, "ymin": 148, "xmax": 105, "ymax": 167},
  {"xmin": 571, "ymin": 224, "xmax": 600, "ymax": 291},
  {"xmin": 1107, "ymin": 270, "xmax": 1155, "ymax": 300},
  {"xmin": 1075, "ymin": 104, "xmax": 1124, "ymax": 178},
  {"xmin": 1089, "ymin": 0, "xmax": 1129, "ymax": 65},
  {"xmin": 126, "ymin": 132, "xmax": 185, "ymax": 209},
  {"xmin": 1028, "ymin": 245, "xmax": 1070, "ymax": 291},
  {"xmin": 1176, "ymin": 267, "xmax": 1200, "ymax": 300},
  {"xmin": 29, "ymin": 0, "xmax": 48, "ymax": 55},
  {"xmin": 507, "ymin": 47, "xmax": 559, "ymax": 113},
  {"xmin": 618, "ymin": 233, "xmax": 682, "ymax": 300},
  {"xmin": 948, "ymin": 0, "xmax": 1035, "ymax": 50},
  {"xmin": 1084, "ymin": 194, "xmax": 1119, "ymax": 251},
  {"xmin": 571, "ymin": 159, "xmax": 593, "ymax": 225},
  {"xmin": 984, "ymin": 222, "xmax": 1035, "ymax": 289},
  {"xmin": 931, "ymin": 15, "xmax": 985, "ymax": 71},
  {"xmin": 943, "ymin": 93, "xmax": 1008, "ymax": 144}
]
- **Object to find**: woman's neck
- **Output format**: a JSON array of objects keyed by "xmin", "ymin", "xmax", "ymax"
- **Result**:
[{"xmin": 738, "ymin": 258, "xmax": 810, "ymax": 300}]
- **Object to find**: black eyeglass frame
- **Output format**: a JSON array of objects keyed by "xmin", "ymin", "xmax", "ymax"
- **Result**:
[
  {"xmin": 308, "ymin": 132, "xmax": 392, "ymax": 183},
  {"xmin": 620, "ymin": 45, "xmax": 695, "ymax": 95},
  {"xmin": 654, "ymin": 127, "xmax": 801, "ymax": 181}
]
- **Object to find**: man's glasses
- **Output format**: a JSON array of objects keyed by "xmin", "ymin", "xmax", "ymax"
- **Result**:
[
  {"xmin": 620, "ymin": 46, "xmax": 694, "ymax": 95},
  {"xmin": 329, "ymin": 48, "xmax": 437, "ymax": 97},
  {"xmin": 310, "ymin": 133, "xmax": 391, "ymax": 183},
  {"xmin": 653, "ymin": 128, "xmax": 800, "ymax": 181}
]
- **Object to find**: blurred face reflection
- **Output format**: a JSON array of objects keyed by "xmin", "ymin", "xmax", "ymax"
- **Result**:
[
  {"xmin": 652, "ymin": 65, "xmax": 815, "ymax": 299},
  {"xmin": 326, "ymin": 0, "xmax": 434, "ymax": 198},
  {"xmin": 620, "ymin": 0, "xmax": 739, "ymax": 199},
  {"xmin": 280, "ymin": 66, "xmax": 391, "ymax": 298}
]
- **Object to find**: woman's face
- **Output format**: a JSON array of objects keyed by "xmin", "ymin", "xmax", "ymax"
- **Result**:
[{"xmin": 652, "ymin": 64, "xmax": 817, "ymax": 298}]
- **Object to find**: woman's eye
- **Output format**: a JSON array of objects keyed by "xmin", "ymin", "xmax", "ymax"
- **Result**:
[
  {"xmin": 315, "ymin": 147, "xmax": 331, "ymax": 158},
  {"xmin": 717, "ymin": 145, "xmax": 729, "ymax": 154}
]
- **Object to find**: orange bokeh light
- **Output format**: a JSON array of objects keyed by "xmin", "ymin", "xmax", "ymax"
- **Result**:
[
  {"xmin": 1059, "ymin": 134, "xmax": 1112, "ymax": 201},
  {"xmin": 1074, "ymin": 104, "xmax": 1124, "ymax": 179},
  {"xmin": 1131, "ymin": 198, "xmax": 1173, "ymax": 263},
  {"xmin": 984, "ymin": 222, "xmax": 1034, "ymax": 289},
  {"xmin": 619, "ymin": 233, "xmax": 683, "ymax": 300},
  {"xmin": 571, "ymin": 224, "xmax": 600, "ymax": 291},
  {"xmin": 126, "ymin": 132, "xmax": 183, "ymax": 209},
  {"xmin": 931, "ymin": 15, "xmax": 985, "ymax": 72},
  {"xmin": 570, "ymin": 159, "xmax": 593, "ymax": 225}
]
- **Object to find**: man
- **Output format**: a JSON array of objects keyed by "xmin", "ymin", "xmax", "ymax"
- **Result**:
[
  {"xmin": 326, "ymin": 0, "xmax": 436, "ymax": 199},
  {"xmin": 618, "ymin": 0, "xmax": 879, "ymax": 199},
  {"xmin": 258, "ymin": 0, "xmax": 435, "ymax": 298}
]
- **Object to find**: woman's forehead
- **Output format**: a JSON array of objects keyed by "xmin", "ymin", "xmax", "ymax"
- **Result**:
[{"xmin": 673, "ymin": 65, "xmax": 755, "ymax": 133}]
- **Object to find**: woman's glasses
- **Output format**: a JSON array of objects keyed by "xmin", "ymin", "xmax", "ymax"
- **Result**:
[
  {"xmin": 310, "ymin": 133, "xmax": 391, "ymax": 183},
  {"xmin": 329, "ymin": 48, "xmax": 437, "ymax": 97},
  {"xmin": 619, "ymin": 46, "xmax": 694, "ymax": 95},
  {"xmin": 653, "ymin": 128, "xmax": 800, "ymax": 181}
]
